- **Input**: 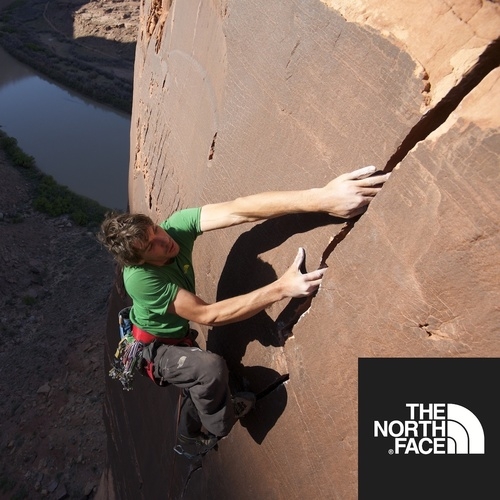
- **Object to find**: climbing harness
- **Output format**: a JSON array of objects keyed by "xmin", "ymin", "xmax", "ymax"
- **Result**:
[
  {"xmin": 109, "ymin": 307, "xmax": 144, "ymax": 391},
  {"xmin": 109, "ymin": 308, "xmax": 217, "ymax": 467},
  {"xmin": 109, "ymin": 307, "xmax": 195, "ymax": 390}
]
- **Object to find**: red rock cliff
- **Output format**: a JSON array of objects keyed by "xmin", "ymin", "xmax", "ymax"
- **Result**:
[{"xmin": 98, "ymin": 1, "xmax": 500, "ymax": 498}]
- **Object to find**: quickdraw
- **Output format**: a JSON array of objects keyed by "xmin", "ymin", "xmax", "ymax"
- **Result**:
[
  {"xmin": 173, "ymin": 442, "xmax": 218, "ymax": 460},
  {"xmin": 109, "ymin": 307, "xmax": 144, "ymax": 391}
]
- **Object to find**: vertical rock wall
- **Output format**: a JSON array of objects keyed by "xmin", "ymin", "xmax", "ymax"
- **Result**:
[{"xmin": 100, "ymin": 1, "xmax": 500, "ymax": 498}]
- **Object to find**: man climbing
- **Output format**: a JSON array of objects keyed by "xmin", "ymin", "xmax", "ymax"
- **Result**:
[{"xmin": 99, "ymin": 165, "xmax": 390, "ymax": 451}]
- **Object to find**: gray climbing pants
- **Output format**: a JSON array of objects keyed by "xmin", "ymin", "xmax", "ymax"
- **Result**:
[{"xmin": 142, "ymin": 343, "xmax": 236, "ymax": 438}]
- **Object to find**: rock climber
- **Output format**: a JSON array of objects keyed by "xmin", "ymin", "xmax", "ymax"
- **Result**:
[{"xmin": 99, "ymin": 165, "xmax": 390, "ymax": 450}]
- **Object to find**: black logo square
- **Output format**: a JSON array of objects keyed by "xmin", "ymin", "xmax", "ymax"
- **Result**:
[{"xmin": 358, "ymin": 358, "xmax": 500, "ymax": 500}]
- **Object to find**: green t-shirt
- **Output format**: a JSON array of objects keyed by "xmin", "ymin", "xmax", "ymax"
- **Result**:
[{"xmin": 123, "ymin": 207, "xmax": 202, "ymax": 338}]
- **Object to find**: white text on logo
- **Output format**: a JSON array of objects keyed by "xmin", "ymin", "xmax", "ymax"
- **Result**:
[{"xmin": 373, "ymin": 403, "xmax": 485, "ymax": 455}]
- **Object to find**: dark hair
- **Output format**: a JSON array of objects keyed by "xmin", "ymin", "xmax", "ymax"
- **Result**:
[{"xmin": 98, "ymin": 212, "xmax": 154, "ymax": 266}]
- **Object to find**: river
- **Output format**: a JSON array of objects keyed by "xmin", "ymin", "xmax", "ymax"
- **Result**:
[{"xmin": 0, "ymin": 46, "xmax": 130, "ymax": 210}]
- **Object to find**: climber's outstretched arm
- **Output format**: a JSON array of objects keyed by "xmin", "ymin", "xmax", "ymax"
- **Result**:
[
  {"xmin": 199, "ymin": 166, "xmax": 390, "ymax": 232},
  {"xmin": 168, "ymin": 248, "xmax": 324, "ymax": 326}
]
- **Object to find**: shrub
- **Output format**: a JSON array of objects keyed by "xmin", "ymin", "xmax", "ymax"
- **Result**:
[
  {"xmin": 33, "ymin": 175, "xmax": 108, "ymax": 226},
  {"xmin": 0, "ymin": 135, "xmax": 35, "ymax": 168},
  {"xmin": 0, "ymin": 474, "xmax": 16, "ymax": 493},
  {"xmin": 25, "ymin": 42, "xmax": 42, "ymax": 52},
  {"xmin": 22, "ymin": 296, "xmax": 36, "ymax": 306}
]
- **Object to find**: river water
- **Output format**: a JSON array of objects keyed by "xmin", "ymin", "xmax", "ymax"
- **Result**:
[{"xmin": 0, "ymin": 46, "xmax": 130, "ymax": 210}]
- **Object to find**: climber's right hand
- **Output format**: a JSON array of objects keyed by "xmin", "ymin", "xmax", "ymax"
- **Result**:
[{"xmin": 277, "ymin": 248, "xmax": 326, "ymax": 298}]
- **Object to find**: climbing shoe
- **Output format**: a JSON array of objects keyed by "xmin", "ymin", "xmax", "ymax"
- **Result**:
[
  {"xmin": 232, "ymin": 392, "xmax": 256, "ymax": 419},
  {"xmin": 175, "ymin": 432, "xmax": 219, "ymax": 459}
]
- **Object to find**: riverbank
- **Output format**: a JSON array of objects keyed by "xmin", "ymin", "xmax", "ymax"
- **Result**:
[
  {"xmin": 0, "ymin": 0, "xmax": 139, "ymax": 112},
  {"xmin": 1, "ymin": 131, "xmax": 110, "ymax": 227}
]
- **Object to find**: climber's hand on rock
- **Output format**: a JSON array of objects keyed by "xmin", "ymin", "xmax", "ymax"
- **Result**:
[
  {"xmin": 278, "ymin": 248, "xmax": 326, "ymax": 298},
  {"xmin": 319, "ymin": 166, "xmax": 390, "ymax": 218}
]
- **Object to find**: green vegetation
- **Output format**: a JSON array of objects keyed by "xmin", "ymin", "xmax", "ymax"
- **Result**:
[
  {"xmin": 0, "ymin": 474, "xmax": 16, "ymax": 494},
  {"xmin": 0, "ymin": 135, "xmax": 35, "ymax": 168},
  {"xmin": 0, "ymin": 470, "xmax": 27, "ymax": 499},
  {"xmin": 0, "ymin": 130, "xmax": 110, "ymax": 227},
  {"xmin": 11, "ymin": 486, "xmax": 29, "ymax": 500},
  {"xmin": 22, "ymin": 295, "xmax": 36, "ymax": 306},
  {"xmin": 34, "ymin": 174, "xmax": 108, "ymax": 226}
]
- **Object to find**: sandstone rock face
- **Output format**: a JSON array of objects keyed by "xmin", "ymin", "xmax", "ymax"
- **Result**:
[{"xmin": 101, "ymin": 1, "xmax": 500, "ymax": 498}]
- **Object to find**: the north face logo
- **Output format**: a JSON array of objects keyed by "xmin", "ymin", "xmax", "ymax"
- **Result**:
[
  {"xmin": 373, "ymin": 403, "xmax": 485, "ymax": 455},
  {"xmin": 359, "ymin": 359, "xmax": 498, "ymax": 498}
]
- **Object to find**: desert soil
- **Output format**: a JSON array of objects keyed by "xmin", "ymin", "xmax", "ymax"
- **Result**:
[{"xmin": 0, "ymin": 1, "xmax": 139, "ymax": 498}]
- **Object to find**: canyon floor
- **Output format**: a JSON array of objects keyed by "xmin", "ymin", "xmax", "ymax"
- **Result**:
[{"xmin": 0, "ymin": 152, "xmax": 115, "ymax": 500}]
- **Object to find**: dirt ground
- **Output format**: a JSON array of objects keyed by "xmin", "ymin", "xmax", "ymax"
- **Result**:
[
  {"xmin": 0, "ymin": 0, "xmax": 139, "ymax": 498},
  {"xmin": 0, "ymin": 152, "xmax": 116, "ymax": 499}
]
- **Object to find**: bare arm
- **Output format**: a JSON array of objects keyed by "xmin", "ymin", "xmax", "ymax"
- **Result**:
[
  {"xmin": 167, "ymin": 248, "xmax": 325, "ymax": 326},
  {"xmin": 200, "ymin": 165, "xmax": 390, "ymax": 232}
]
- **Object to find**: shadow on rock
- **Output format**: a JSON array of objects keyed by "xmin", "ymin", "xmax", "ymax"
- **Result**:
[{"xmin": 207, "ymin": 212, "xmax": 340, "ymax": 443}]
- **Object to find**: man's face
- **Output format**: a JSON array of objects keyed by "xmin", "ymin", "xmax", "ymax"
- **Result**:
[{"xmin": 137, "ymin": 224, "xmax": 180, "ymax": 266}]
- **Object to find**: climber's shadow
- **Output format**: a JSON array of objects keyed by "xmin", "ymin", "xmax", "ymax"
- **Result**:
[{"xmin": 206, "ymin": 212, "xmax": 337, "ymax": 444}]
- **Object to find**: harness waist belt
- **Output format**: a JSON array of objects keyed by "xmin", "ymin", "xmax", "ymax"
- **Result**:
[{"xmin": 132, "ymin": 324, "xmax": 193, "ymax": 346}]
